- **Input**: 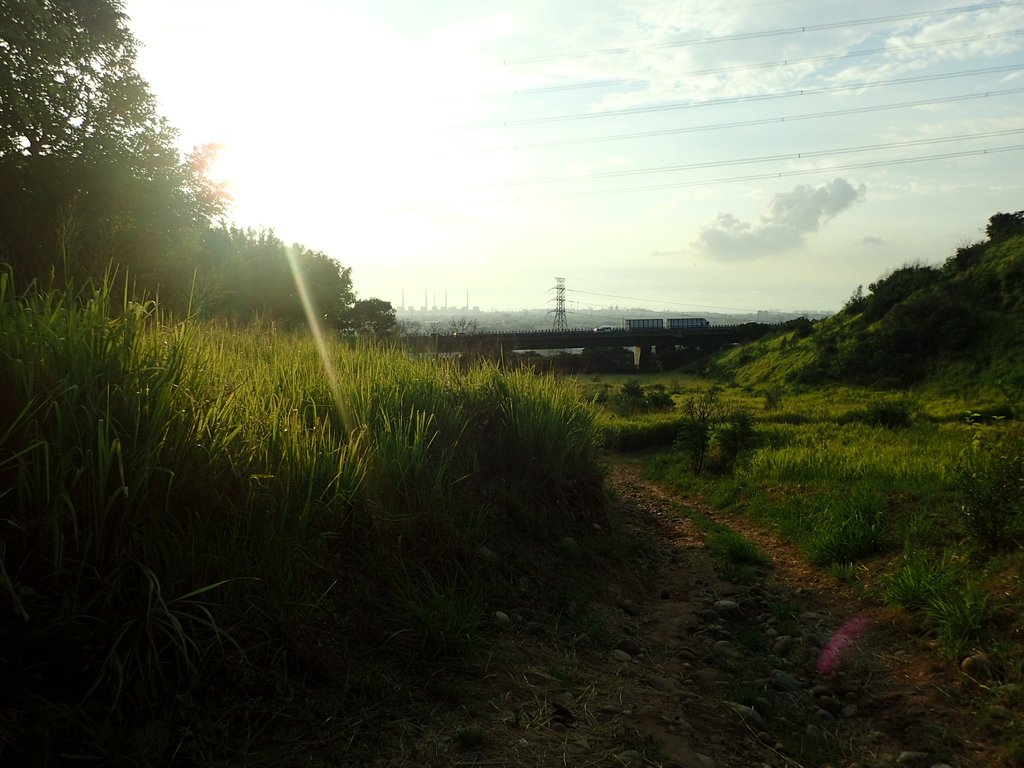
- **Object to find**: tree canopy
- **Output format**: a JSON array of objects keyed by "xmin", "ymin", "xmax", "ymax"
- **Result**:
[{"xmin": 1, "ymin": 0, "xmax": 390, "ymax": 327}]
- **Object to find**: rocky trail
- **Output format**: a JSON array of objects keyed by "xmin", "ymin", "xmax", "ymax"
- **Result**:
[{"xmin": 360, "ymin": 458, "xmax": 1007, "ymax": 768}]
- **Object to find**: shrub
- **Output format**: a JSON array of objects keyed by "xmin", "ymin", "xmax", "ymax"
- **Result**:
[
  {"xmin": 763, "ymin": 387, "xmax": 784, "ymax": 411},
  {"xmin": 674, "ymin": 388, "xmax": 725, "ymax": 475},
  {"xmin": 599, "ymin": 414, "xmax": 687, "ymax": 451},
  {"xmin": 643, "ymin": 385, "xmax": 675, "ymax": 411},
  {"xmin": 714, "ymin": 409, "xmax": 758, "ymax": 472},
  {"xmin": 620, "ymin": 380, "xmax": 644, "ymax": 401},
  {"xmin": 860, "ymin": 399, "xmax": 916, "ymax": 429},
  {"xmin": 605, "ymin": 381, "xmax": 675, "ymax": 416},
  {"xmin": 954, "ymin": 425, "xmax": 1024, "ymax": 548}
]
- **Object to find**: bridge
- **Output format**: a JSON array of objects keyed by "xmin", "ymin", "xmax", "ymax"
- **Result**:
[{"xmin": 406, "ymin": 324, "xmax": 776, "ymax": 368}]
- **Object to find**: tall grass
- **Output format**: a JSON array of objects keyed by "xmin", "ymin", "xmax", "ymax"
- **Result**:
[
  {"xmin": 0, "ymin": 270, "xmax": 605, "ymax": 762},
  {"xmin": 746, "ymin": 421, "xmax": 957, "ymax": 488},
  {"xmin": 882, "ymin": 548, "xmax": 994, "ymax": 656}
]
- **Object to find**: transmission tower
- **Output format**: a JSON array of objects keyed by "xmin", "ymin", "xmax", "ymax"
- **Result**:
[{"xmin": 550, "ymin": 277, "xmax": 568, "ymax": 331}]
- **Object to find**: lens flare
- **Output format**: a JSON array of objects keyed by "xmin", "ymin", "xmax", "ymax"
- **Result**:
[
  {"xmin": 817, "ymin": 612, "xmax": 870, "ymax": 675},
  {"xmin": 284, "ymin": 245, "xmax": 345, "ymax": 417}
]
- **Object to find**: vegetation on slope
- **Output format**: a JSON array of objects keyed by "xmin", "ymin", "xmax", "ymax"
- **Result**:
[{"xmin": 712, "ymin": 211, "xmax": 1024, "ymax": 394}]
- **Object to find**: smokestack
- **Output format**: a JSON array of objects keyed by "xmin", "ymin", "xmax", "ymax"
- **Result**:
[{"xmin": 444, "ymin": 289, "xmax": 448, "ymax": 310}]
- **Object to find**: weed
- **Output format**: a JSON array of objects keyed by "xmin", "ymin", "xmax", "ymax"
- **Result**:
[
  {"xmin": 803, "ymin": 492, "xmax": 886, "ymax": 567},
  {"xmin": 881, "ymin": 548, "xmax": 959, "ymax": 610},
  {"xmin": 859, "ymin": 398, "xmax": 916, "ymax": 429},
  {"xmin": 929, "ymin": 580, "xmax": 993, "ymax": 658},
  {"xmin": 953, "ymin": 424, "xmax": 1024, "ymax": 549},
  {"xmin": 391, "ymin": 570, "xmax": 485, "ymax": 659},
  {"xmin": 708, "ymin": 529, "xmax": 769, "ymax": 567},
  {"xmin": 882, "ymin": 548, "xmax": 994, "ymax": 657}
]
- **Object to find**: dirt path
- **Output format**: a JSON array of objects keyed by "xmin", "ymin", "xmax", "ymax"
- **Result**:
[{"xmin": 364, "ymin": 458, "xmax": 999, "ymax": 768}]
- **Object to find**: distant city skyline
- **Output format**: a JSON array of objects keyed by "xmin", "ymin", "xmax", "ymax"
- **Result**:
[
  {"xmin": 125, "ymin": 0, "xmax": 1023, "ymax": 312},
  {"xmin": 388, "ymin": 282, "xmax": 833, "ymax": 314}
]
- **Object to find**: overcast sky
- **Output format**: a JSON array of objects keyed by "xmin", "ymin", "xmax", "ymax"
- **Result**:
[{"xmin": 124, "ymin": 0, "xmax": 1023, "ymax": 317}]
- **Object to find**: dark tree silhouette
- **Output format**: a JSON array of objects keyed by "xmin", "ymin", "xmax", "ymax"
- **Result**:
[
  {"xmin": 348, "ymin": 297, "xmax": 397, "ymax": 337},
  {"xmin": 986, "ymin": 211, "xmax": 1024, "ymax": 243},
  {"xmin": 0, "ymin": 0, "xmax": 225, "ymax": 297}
]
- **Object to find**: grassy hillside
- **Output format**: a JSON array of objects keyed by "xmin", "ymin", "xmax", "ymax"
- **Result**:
[{"xmin": 712, "ymin": 212, "xmax": 1024, "ymax": 401}]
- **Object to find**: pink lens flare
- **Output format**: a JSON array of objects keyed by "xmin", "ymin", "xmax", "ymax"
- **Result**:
[{"xmin": 816, "ymin": 613, "xmax": 870, "ymax": 675}]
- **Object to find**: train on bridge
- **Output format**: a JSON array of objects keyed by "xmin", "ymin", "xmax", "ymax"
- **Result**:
[{"xmin": 595, "ymin": 317, "xmax": 712, "ymax": 331}]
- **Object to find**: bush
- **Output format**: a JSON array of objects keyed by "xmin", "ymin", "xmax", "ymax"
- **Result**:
[
  {"xmin": 763, "ymin": 387, "xmax": 784, "ymax": 412},
  {"xmin": 860, "ymin": 399, "xmax": 916, "ymax": 429},
  {"xmin": 714, "ymin": 410, "xmax": 758, "ymax": 472},
  {"xmin": 674, "ymin": 388, "xmax": 725, "ymax": 475},
  {"xmin": 643, "ymin": 385, "xmax": 675, "ymax": 411},
  {"xmin": 604, "ymin": 381, "xmax": 676, "ymax": 416},
  {"xmin": 599, "ymin": 415, "xmax": 685, "ymax": 451},
  {"xmin": 954, "ymin": 425, "xmax": 1024, "ymax": 549}
]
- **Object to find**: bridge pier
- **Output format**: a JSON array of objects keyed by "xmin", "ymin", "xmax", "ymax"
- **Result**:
[{"xmin": 633, "ymin": 345, "xmax": 657, "ymax": 371}]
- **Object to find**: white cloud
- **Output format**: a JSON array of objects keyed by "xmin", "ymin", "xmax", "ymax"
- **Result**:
[{"xmin": 696, "ymin": 178, "xmax": 866, "ymax": 260}]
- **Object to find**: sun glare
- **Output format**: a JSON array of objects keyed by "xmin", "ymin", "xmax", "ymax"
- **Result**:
[{"xmin": 191, "ymin": 7, "xmax": 531, "ymax": 277}]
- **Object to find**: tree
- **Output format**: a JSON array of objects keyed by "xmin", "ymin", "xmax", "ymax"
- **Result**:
[
  {"xmin": 189, "ymin": 228, "xmax": 355, "ymax": 326},
  {"xmin": 1, "ymin": 0, "xmax": 142, "ymax": 158},
  {"xmin": 985, "ymin": 211, "xmax": 1024, "ymax": 243},
  {"xmin": 299, "ymin": 246, "xmax": 355, "ymax": 328},
  {"xmin": 0, "ymin": 0, "xmax": 226, "ymax": 295},
  {"xmin": 674, "ymin": 387, "xmax": 726, "ymax": 475},
  {"xmin": 348, "ymin": 297, "xmax": 397, "ymax": 337},
  {"xmin": 862, "ymin": 263, "xmax": 940, "ymax": 322},
  {"xmin": 446, "ymin": 316, "xmax": 479, "ymax": 335},
  {"xmin": 842, "ymin": 285, "xmax": 867, "ymax": 315}
]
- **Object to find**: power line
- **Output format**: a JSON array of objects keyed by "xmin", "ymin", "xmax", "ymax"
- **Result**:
[
  {"xmin": 503, "ymin": 1, "xmax": 1024, "ymax": 65},
  {"xmin": 468, "ymin": 64, "xmax": 1024, "ymax": 129},
  {"xmin": 566, "ymin": 289, "xmax": 765, "ymax": 314},
  {"xmin": 507, "ymin": 144, "xmax": 1024, "ymax": 202},
  {"xmin": 498, "ymin": 128, "xmax": 1024, "ymax": 187},
  {"xmin": 467, "ymin": 88, "xmax": 1024, "ymax": 154},
  {"xmin": 502, "ymin": 29, "xmax": 1024, "ymax": 98}
]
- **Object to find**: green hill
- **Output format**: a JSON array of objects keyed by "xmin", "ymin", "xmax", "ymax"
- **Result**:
[{"xmin": 713, "ymin": 211, "xmax": 1024, "ymax": 399}]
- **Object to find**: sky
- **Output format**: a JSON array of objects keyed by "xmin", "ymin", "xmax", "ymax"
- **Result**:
[{"xmin": 123, "ymin": 0, "xmax": 1024, "ymax": 317}]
